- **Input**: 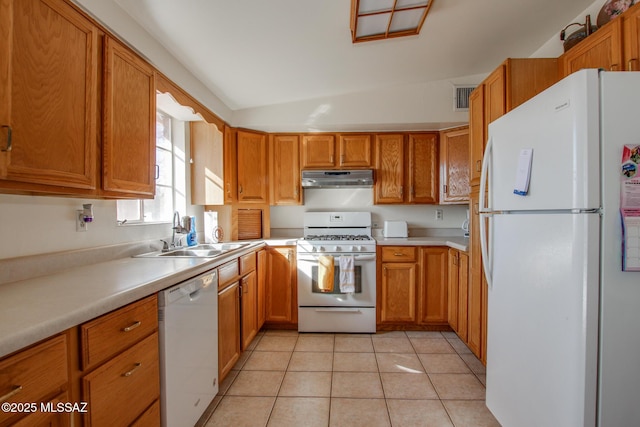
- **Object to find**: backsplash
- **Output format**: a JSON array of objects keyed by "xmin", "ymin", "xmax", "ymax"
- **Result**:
[{"xmin": 270, "ymin": 188, "xmax": 467, "ymax": 236}]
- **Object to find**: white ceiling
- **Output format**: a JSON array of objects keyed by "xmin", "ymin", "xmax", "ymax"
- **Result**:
[{"xmin": 114, "ymin": 0, "xmax": 596, "ymax": 111}]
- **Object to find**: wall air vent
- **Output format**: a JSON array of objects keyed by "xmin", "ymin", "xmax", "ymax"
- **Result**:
[{"xmin": 453, "ymin": 85, "xmax": 476, "ymax": 112}]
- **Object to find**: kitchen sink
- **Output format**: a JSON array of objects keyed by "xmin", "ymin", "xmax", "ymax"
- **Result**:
[
  {"xmin": 135, "ymin": 242, "xmax": 251, "ymax": 258},
  {"xmin": 158, "ymin": 249, "xmax": 223, "ymax": 257}
]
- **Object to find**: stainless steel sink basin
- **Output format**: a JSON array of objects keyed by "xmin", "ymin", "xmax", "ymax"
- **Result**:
[
  {"xmin": 157, "ymin": 249, "xmax": 223, "ymax": 257},
  {"xmin": 194, "ymin": 243, "xmax": 250, "ymax": 251},
  {"xmin": 135, "ymin": 242, "xmax": 251, "ymax": 258}
]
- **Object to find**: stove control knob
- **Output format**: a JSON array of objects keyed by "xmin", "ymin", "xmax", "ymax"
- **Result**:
[
  {"xmin": 351, "ymin": 246, "xmax": 358, "ymax": 252},
  {"xmin": 311, "ymin": 246, "xmax": 317, "ymax": 252},
  {"xmin": 334, "ymin": 246, "xmax": 341, "ymax": 252},
  {"xmin": 319, "ymin": 246, "xmax": 325, "ymax": 252}
]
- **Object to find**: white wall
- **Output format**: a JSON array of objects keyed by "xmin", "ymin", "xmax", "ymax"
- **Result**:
[
  {"xmin": 271, "ymin": 189, "xmax": 468, "ymax": 236},
  {"xmin": 231, "ymin": 74, "xmax": 487, "ymax": 133}
]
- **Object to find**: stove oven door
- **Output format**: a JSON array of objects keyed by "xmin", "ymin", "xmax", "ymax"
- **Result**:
[{"xmin": 297, "ymin": 252, "xmax": 376, "ymax": 307}]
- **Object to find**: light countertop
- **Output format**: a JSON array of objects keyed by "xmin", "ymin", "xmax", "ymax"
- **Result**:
[
  {"xmin": 0, "ymin": 242, "xmax": 264, "ymax": 358},
  {"xmin": 375, "ymin": 236, "xmax": 469, "ymax": 252},
  {"xmin": 0, "ymin": 235, "xmax": 466, "ymax": 358}
]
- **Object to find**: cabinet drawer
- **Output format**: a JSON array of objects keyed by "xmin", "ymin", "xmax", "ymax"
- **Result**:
[
  {"xmin": 130, "ymin": 399, "xmax": 160, "ymax": 427},
  {"xmin": 240, "ymin": 251, "xmax": 256, "ymax": 275},
  {"xmin": 80, "ymin": 295, "xmax": 158, "ymax": 370},
  {"xmin": 218, "ymin": 259, "xmax": 240, "ymax": 289},
  {"xmin": 381, "ymin": 246, "xmax": 417, "ymax": 262},
  {"xmin": 0, "ymin": 335, "xmax": 68, "ymax": 426},
  {"xmin": 11, "ymin": 392, "xmax": 70, "ymax": 427},
  {"xmin": 82, "ymin": 333, "xmax": 160, "ymax": 427}
]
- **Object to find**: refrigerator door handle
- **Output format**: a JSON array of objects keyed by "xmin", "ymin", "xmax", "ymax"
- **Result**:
[{"xmin": 479, "ymin": 136, "xmax": 494, "ymax": 288}]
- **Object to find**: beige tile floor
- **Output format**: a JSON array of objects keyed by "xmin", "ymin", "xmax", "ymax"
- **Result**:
[{"xmin": 203, "ymin": 330, "xmax": 500, "ymax": 427}]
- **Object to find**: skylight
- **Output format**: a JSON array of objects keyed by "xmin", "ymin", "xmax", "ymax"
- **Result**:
[{"xmin": 350, "ymin": 0, "xmax": 433, "ymax": 43}]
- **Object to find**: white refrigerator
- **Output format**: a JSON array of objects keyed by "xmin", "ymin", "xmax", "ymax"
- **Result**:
[{"xmin": 480, "ymin": 69, "xmax": 640, "ymax": 427}]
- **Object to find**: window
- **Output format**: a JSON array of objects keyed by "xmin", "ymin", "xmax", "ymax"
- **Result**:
[{"xmin": 116, "ymin": 110, "xmax": 187, "ymax": 224}]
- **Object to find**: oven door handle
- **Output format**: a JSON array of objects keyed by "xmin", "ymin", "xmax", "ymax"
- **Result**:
[
  {"xmin": 313, "ymin": 308, "xmax": 363, "ymax": 313},
  {"xmin": 297, "ymin": 254, "xmax": 376, "ymax": 262}
]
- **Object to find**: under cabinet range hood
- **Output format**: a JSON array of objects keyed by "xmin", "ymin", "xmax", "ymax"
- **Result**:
[{"xmin": 301, "ymin": 169, "xmax": 374, "ymax": 188}]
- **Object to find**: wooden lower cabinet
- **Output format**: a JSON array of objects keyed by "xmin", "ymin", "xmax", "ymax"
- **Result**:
[
  {"xmin": 0, "ymin": 334, "xmax": 70, "ymax": 427},
  {"xmin": 380, "ymin": 262, "xmax": 418, "ymax": 323},
  {"xmin": 264, "ymin": 246, "xmax": 297, "ymax": 327},
  {"xmin": 78, "ymin": 294, "xmax": 160, "ymax": 427},
  {"xmin": 218, "ymin": 281, "xmax": 241, "ymax": 381},
  {"xmin": 82, "ymin": 333, "xmax": 159, "ymax": 427},
  {"xmin": 257, "ymin": 249, "xmax": 267, "ymax": 329},
  {"xmin": 377, "ymin": 245, "xmax": 449, "ymax": 328},
  {"xmin": 448, "ymin": 248, "xmax": 469, "ymax": 341},
  {"xmin": 241, "ymin": 270, "xmax": 258, "ymax": 350},
  {"xmin": 418, "ymin": 247, "xmax": 448, "ymax": 325}
]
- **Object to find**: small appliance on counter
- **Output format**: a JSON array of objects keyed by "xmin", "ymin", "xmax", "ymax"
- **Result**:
[{"xmin": 383, "ymin": 220, "xmax": 408, "ymax": 238}]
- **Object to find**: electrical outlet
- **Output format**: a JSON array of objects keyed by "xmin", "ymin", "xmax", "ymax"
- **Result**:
[
  {"xmin": 435, "ymin": 209, "xmax": 444, "ymax": 221},
  {"xmin": 76, "ymin": 211, "xmax": 87, "ymax": 232}
]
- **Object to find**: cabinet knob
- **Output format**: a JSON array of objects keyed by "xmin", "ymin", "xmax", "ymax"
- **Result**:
[
  {"xmin": 239, "ymin": 185, "xmax": 243, "ymax": 194},
  {"xmin": 628, "ymin": 59, "xmax": 639, "ymax": 71},
  {"xmin": 122, "ymin": 321, "xmax": 142, "ymax": 332},
  {"xmin": 476, "ymin": 160, "xmax": 481, "ymax": 172}
]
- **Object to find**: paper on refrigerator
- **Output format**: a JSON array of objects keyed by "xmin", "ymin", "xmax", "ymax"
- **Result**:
[{"xmin": 620, "ymin": 144, "xmax": 640, "ymax": 271}]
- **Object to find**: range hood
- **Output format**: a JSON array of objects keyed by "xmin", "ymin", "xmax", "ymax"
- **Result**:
[{"xmin": 301, "ymin": 169, "xmax": 374, "ymax": 188}]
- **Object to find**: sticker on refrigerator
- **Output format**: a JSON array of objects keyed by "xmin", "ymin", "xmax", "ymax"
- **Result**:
[
  {"xmin": 620, "ymin": 144, "xmax": 640, "ymax": 271},
  {"xmin": 513, "ymin": 148, "xmax": 533, "ymax": 196}
]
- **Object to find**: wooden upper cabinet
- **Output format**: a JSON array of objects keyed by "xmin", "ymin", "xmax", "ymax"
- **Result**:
[
  {"xmin": 408, "ymin": 133, "xmax": 438, "ymax": 204},
  {"xmin": 338, "ymin": 134, "xmax": 372, "ymax": 167},
  {"xmin": 224, "ymin": 126, "xmax": 237, "ymax": 204},
  {"xmin": 301, "ymin": 133, "xmax": 372, "ymax": 169},
  {"xmin": 0, "ymin": 0, "xmax": 99, "ymax": 193},
  {"xmin": 191, "ymin": 121, "xmax": 224, "ymax": 205},
  {"xmin": 560, "ymin": 18, "xmax": 623, "ymax": 76},
  {"xmin": 623, "ymin": 3, "xmax": 640, "ymax": 70},
  {"xmin": 469, "ymin": 58, "xmax": 557, "ymax": 188},
  {"xmin": 102, "ymin": 37, "xmax": 156, "ymax": 198},
  {"xmin": 301, "ymin": 134, "xmax": 336, "ymax": 168},
  {"xmin": 236, "ymin": 130, "xmax": 268, "ymax": 203},
  {"xmin": 469, "ymin": 85, "xmax": 485, "ymax": 187},
  {"xmin": 375, "ymin": 134, "xmax": 405, "ymax": 204},
  {"xmin": 375, "ymin": 133, "xmax": 438, "ymax": 204},
  {"xmin": 270, "ymin": 134, "xmax": 301, "ymax": 205},
  {"xmin": 439, "ymin": 126, "xmax": 470, "ymax": 204}
]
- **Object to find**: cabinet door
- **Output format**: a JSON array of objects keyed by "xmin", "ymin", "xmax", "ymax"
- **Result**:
[
  {"xmin": 560, "ymin": 18, "xmax": 623, "ymax": 76},
  {"xmin": 265, "ymin": 246, "xmax": 297, "ymax": 324},
  {"xmin": 469, "ymin": 85, "xmax": 485, "ymax": 187},
  {"xmin": 623, "ymin": 3, "xmax": 640, "ymax": 70},
  {"xmin": 218, "ymin": 282, "xmax": 240, "ymax": 381},
  {"xmin": 301, "ymin": 134, "xmax": 336, "ymax": 168},
  {"xmin": 408, "ymin": 133, "xmax": 439, "ymax": 204},
  {"xmin": 224, "ymin": 126, "xmax": 237, "ymax": 204},
  {"xmin": 468, "ymin": 187, "xmax": 483, "ymax": 358},
  {"xmin": 0, "ymin": 0, "xmax": 98, "ymax": 192},
  {"xmin": 236, "ymin": 130, "xmax": 268, "ymax": 203},
  {"xmin": 419, "ymin": 247, "xmax": 448, "ymax": 324},
  {"xmin": 12, "ymin": 392, "xmax": 70, "ymax": 427},
  {"xmin": 339, "ymin": 134, "xmax": 372, "ymax": 167},
  {"xmin": 484, "ymin": 65, "xmax": 506, "ymax": 127},
  {"xmin": 380, "ymin": 262, "xmax": 417, "ymax": 323},
  {"xmin": 270, "ymin": 135, "xmax": 301, "ymax": 205},
  {"xmin": 190, "ymin": 121, "xmax": 224, "ymax": 205},
  {"xmin": 440, "ymin": 127, "xmax": 470, "ymax": 204},
  {"xmin": 102, "ymin": 37, "xmax": 156, "ymax": 197},
  {"xmin": 257, "ymin": 249, "xmax": 267, "ymax": 329},
  {"xmin": 374, "ymin": 134, "xmax": 405, "ymax": 204},
  {"xmin": 458, "ymin": 251, "xmax": 469, "ymax": 342},
  {"xmin": 447, "ymin": 249, "xmax": 460, "ymax": 332},
  {"xmin": 241, "ymin": 271, "xmax": 258, "ymax": 350}
]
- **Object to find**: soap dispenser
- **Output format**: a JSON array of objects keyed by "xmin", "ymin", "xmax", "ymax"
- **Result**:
[{"xmin": 186, "ymin": 216, "xmax": 197, "ymax": 246}]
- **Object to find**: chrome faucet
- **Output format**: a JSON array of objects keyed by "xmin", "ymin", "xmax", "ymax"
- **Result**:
[{"xmin": 170, "ymin": 211, "xmax": 188, "ymax": 249}]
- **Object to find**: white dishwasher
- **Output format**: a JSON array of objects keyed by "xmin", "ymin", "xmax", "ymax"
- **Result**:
[{"xmin": 158, "ymin": 269, "xmax": 218, "ymax": 427}]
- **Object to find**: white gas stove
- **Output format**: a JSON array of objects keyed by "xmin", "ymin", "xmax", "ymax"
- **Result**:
[{"xmin": 296, "ymin": 212, "xmax": 377, "ymax": 333}]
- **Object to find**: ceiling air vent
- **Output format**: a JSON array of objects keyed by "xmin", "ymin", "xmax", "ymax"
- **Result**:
[{"xmin": 453, "ymin": 85, "xmax": 476, "ymax": 112}]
